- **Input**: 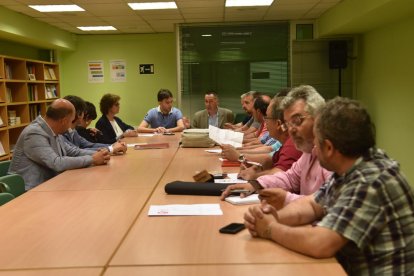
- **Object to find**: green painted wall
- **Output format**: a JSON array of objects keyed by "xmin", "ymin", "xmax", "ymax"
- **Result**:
[
  {"xmin": 356, "ymin": 16, "xmax": 414, "ymax": 186},
  {"xmin": 60, "ymin": 34, "xmax": 177, "ymax": 127}
]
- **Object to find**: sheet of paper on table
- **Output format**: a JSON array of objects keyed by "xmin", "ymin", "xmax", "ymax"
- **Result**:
[{"xmin": 148, "ymin": 204, "xmax": 223, "ymax": 216}]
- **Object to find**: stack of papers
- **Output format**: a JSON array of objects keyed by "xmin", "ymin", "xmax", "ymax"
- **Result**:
[
  {"xmin": 208, "ymin": 125, "xmax": 243, "ymax": 148},
  {"xmin": 225, "ymin": 194, "xmax": 260, "ymax": 205}
]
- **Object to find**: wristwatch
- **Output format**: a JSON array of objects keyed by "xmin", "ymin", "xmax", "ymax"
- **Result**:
[{"xmin": 238, "ymin": 154, "xmax": 246, "ymax": 163}]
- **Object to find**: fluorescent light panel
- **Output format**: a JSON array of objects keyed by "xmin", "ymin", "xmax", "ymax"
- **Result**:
[
  {"xmin": 225, "ymin": 0, "xmax": 274, "ymax": 7},
  {"xmin": 77, "ymin": 26, "xmax": 117, "ymax": 31},
  {"xmin": 128, "ymin": 2, "xmax": 177, "ymax": 10},
  {"xmin": 29, "ymin": 5, "xmax": 84, "ymax": 12}
]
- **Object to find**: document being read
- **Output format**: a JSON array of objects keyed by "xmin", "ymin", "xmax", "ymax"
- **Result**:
[
  {"xmin": 148, "ymin": 204, "xmax": 223, "ymax": 216},
  {"xmin": 208, "ymin": 125, "xmax": 243, "ymax": 148}
]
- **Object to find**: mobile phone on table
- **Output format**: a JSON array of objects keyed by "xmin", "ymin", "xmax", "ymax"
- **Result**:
[
  {"xmin": 219, "ymin": 223, "xmax": 246, "ymax": 234},
  {"xmin": 249, "ymin": 179, "xmax": 263, "ymax": 191},
  {"xmin": 163, "ymin": 132, "xmax": 175, "ymax": 135}
]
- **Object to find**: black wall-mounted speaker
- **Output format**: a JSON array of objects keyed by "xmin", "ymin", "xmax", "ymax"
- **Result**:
[{"xmin": 329, "ymin": 41, "xmax": 348, "ymax": 69}]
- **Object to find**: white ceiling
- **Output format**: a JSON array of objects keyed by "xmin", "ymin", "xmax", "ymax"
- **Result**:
[{"xmin": 1, "ymin": 0, "xmax": 342, "ymax": 34}]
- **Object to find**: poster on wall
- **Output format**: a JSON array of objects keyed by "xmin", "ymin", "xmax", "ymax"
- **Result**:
[
  {"xmin": 88, "ymin": 60, "xmax": 104, "ymax": 83},
  {"xmin": 110, "ymin": 60, "xmax": 126, "ymax": 82}
]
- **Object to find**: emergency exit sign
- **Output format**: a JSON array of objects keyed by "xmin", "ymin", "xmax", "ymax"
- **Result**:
[{"xmin": 139, "ymin": 64, "xmax": 154, "ymax": 74}]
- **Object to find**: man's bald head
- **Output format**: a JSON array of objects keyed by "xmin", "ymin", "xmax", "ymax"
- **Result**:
[{"xmin": 46, "ymin": 99, "xmax": 75, "ymax": 120}]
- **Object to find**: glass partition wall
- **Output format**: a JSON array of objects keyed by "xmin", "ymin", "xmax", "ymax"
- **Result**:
[{"xmin": 178, "ymin": 23, "xmax": 290, "ymax": 122}]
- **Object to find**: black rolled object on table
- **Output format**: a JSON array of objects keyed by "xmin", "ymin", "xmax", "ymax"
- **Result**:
[{"xmin": 164, "ymin": 181, "xmax": 231, "ymax": 196}]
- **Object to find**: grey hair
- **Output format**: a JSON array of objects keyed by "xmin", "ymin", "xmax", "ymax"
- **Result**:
[
  {"xmin": 241, "ymin": 90, "xmax": 260, "ymax": 99},
  {"xmin": 281, "ymin": 85, "xmax": 325, "ymax": 116}
]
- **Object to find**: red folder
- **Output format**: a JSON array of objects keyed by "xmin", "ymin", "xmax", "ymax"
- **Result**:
[{"xmin": 221, "ymin": 159, "xmax": 241, "ymax": 167}]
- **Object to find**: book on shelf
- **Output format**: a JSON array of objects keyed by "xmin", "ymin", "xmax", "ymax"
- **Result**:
[
  {"xmin": 44, "ymin": 67, "xmax": 51, "ymax": 80},
  {"xmin": 27, "ymin": 65, "xmax": 36, "ymax": 80},
  {"xmin": 0, "ymin": 116, "xmax": 4, "ymax": 127},
  {"xmin": 45, "ymin": 85, "xmax": 58, "ymax": 99},
  {"xmin": 4, "ymin": 64, "xmax": 12, "ymax": 79},
  {"xmin": 28, "ymin": 85, "xmax": 39, "ymax": 101},
  {"xmin": 6, "ymin": 87, "xmax": 12, "ymax": 102},
  {"xmin": 0, "ymin": 141, "xmax": 6, "ymax": 156},
  {"xmin": 48, "ymin": 68, "xmax": 57, "ymax": 80},
  {"xmin": 30, "ymin": 104, "xmax": 41, "ymax": 121}
]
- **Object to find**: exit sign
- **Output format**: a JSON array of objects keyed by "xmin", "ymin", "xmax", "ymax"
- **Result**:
[{"xmin": 139, "ymin": 64, "xmax": 154, "ymax": 74}]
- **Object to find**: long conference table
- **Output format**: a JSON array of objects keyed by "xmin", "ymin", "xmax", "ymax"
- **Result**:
[{"xmin": 0, "ymin": 133, "xmax": 346, "ymax": 275}]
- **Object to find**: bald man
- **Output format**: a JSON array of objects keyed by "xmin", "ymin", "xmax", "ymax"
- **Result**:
[{"xmin": 9, "ymin": 99, "xmax": 110, "ymax": 190}]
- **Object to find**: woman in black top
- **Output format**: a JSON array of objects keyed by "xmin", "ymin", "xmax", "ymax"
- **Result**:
[{"xmin": 95, "ymin": 93, "xmax": 137, "ymax": 144}]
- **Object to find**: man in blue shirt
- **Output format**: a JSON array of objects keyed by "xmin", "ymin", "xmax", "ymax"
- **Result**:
[{"xmin": 138, "ymin": 89, "xmax": 185, "ymax": 133}]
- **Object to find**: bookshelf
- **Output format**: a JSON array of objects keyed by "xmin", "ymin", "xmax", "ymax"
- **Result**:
[{"xmin": 0, "ymin": 55, "xmax": 60, "ymax": 160}]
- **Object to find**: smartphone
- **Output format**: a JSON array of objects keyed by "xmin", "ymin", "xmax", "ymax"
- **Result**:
[
  {"xmin": 249, "ymin": 179, "xmax": 263, "ymax": 191},
  {"xmin": 219, "ymin": 223, "xmax": 246, "ymax": 234},
  {"xmin": 163, "ymin": 132, "xmax": 175, "ymax": 135}
]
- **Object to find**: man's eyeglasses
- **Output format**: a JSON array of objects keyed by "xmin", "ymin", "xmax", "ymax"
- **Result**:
[{"xmin": 285, "ymin": 115, "xmax": 308, "ymax": 128}]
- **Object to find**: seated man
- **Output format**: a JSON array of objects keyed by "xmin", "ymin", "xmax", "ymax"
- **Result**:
[
  {"xmin": 244, "ymin": 97, "xmax": 414, "ymax": 274},
  {"xmin": 62, "ymin": 95, "xmax": 127, "ymax": 154},
  {"xmin": 238, "ymin": 95, "xmax": 302, "ymax": 180},
  {"xmin": 138, "ymin": 88, "xmax": 185, "ymax": 133},
  {"xmin": 191, "ymin": 91, "xmax": 234, "ymax": 129},
  {"xmin": 9, "ymin": 99, "xmax": 110, "ymax": 190},
  {"xmin": 221, "ymin": 95, "xmax": 279, "ymax": 162},
  {"xmin": 225, "ymin": 91, "xmax": 261, "ymax": 134},
  {"xmin": 222, "ymin": 85, "xmax": 332, "ymax": 209}
]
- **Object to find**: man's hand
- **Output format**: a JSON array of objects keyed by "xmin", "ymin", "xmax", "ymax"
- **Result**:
[
  {"xmin": 220, "ymin": 144, "xmax": 239, "ymax": 162},
  {"xmin": 123, "ymin": 129, "xmax": 138, "ymax": 137},
  {"xmin": 112, "ymin": 141, "xmax": 127, "ymax": 154},
  {"xmin": 224, "ymin": 123, "xmax": 236, "ymax": 130},
  {"xmin": 155, "ymin": 127, "xmax": 167, "ymax": 134},
  {"xmin": 238, "ymin": 165, "xmax": 261, "ymax": 180},
  {"xmin": 244, "ymin": 201, "xmax": 279, "ymax": 239},
  {"xmin": 258, "ymin": 188, "xmax": 287, "ymax": 210},
  {"xmin": 220, "ymin": 183, "xmax": 254, "ymax": 200},
  {"xmin": 92, "ymin": 148, "xmax": 111, "ymax": 165}
]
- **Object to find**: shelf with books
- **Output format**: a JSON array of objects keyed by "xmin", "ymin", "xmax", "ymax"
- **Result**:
[
  {"xmin": 7, "ymin": 104, "xmax": 29, "ymax": 127},
  {"xmin": 5, "ymin": 82, "xmax": 28, "ymax": 103},
  {"xmin": 29, "ymin": 103, "xmax": 45, "ymax": 121},
  {"xmin": 0, "ymin": 55, "xmax": 59, "ymax": 159},
  {"xmin": 4, "ymin": 58, "xmax": 26, "ymax": 80}
]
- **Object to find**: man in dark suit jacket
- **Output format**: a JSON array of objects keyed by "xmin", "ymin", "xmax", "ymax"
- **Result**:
[{"xmin": 191, "ymin": 91, "xmax": 234, "ymax": 129}]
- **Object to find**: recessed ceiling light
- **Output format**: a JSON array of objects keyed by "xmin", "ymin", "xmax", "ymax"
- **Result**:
[
  {"xmin": 225, "ymin": 0, "xmax": 274, "ymax": 7},
  {"xmin": 77, "ymin": 26, "xmax": 117, "ymax": 31},
  {"xmin": 128, "ymin": 2, "xmax": 177, "ymax": 10},
  {"xmin": 29, "ymin": 5, "xmax": 85, "ymax": 12}
]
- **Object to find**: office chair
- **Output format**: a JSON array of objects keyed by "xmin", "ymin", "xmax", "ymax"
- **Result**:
[
  {"xmin": 0, "ymin": 160, "xmax": 11, "ymax": 177},
  {"xmin": 0, "ymin": 174, "xmax": 26, "ymax": 198}
]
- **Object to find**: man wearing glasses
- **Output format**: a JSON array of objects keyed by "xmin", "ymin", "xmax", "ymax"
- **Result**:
[
  {"xmin": 244, "ymin": 98, "xmax": 414, "ymax": 274},
  {"xmin": 222, "ymin": 85, "xmax": 332, "ymax": 209}
]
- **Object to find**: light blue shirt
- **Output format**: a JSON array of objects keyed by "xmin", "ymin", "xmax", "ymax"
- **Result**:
[{"xmin": 143, "ymin": 106, "xmax": 183, "ymax": 128}]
